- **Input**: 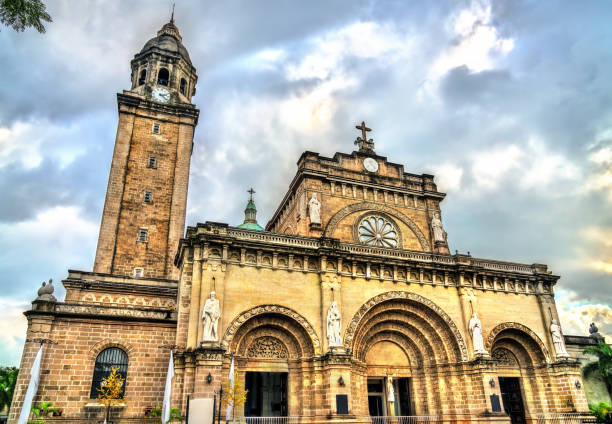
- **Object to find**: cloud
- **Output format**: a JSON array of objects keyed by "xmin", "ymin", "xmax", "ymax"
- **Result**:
[
  {"xmin": 558, "ymin": 292, "xmax": 612, "ymax": 340},
  {"xmin": 0, "ymin": 299, "xmax": 29, "ymax": 366}
]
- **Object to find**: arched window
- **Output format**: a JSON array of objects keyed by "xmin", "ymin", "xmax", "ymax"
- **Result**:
[
  {"xmin": 157, "ymin": 68, "xmax": 169, "ymax": 86},
  {"xmin": 90, "ymin": 347, "xmax": 128, "ymax": 398},
  {"xmin": 138, "ymin": 69, "xmax": 146, "ymax": 86},
  {"xmin": 180, "ymin": 78, "xmax": 187, "ymax": 95}
]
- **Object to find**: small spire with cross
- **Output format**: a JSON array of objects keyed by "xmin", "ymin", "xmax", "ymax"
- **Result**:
[
  {"xmin": 247, "ymin": 187, "xmax": 256, "ymax": 202},
  {"xmin": 354, "ymin": 121, "xmax": 375, "ymax": 153}
]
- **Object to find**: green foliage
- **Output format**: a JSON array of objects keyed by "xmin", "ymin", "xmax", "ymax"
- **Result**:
[
  {"xmin": 0, "ymin": 366, "xmax": 18, "ymax": 412},
  {"xmin": 148, "ymin": 405, "xmax": 182, "ymax": 423},
  {"xmin": 589, "ymin": 402, "xmax": 612, "ymax": 423},
  {"xmin": 584, "ymin": 342, "xmax": 612, "ymax": 394},
  {"xmin": 28, "ymin": 401, "xmax": 59, "ymax": 423},
  {"xmin": 0, "ymin": 0, "xmax": 52, "ymax": 33}
]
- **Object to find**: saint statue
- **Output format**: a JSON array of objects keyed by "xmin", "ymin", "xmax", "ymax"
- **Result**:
[
  {"xmin": 386, "ymin": 376, "xmax": 395, "ymax": 403},
  {"xmin": 431, "ymin": 212, "xmax": 446, "ymax": 243},
  {"xmin": 202, "ymin": 291, "xmax": 221, "ymax": 342},
  {"xmin": 308, "ymin": 193, "xmax": 321, "ymax": 225},
  {"xmin": 550, "ymin": 318, "xmax": 569, "ymax": 357},
  {"xmin": 327, "ymin": 301, "xmax": 342, "ymax": 347},
  {"xmin": 469, "ymin": 313, "xmax": 488, "ymax": 355}
]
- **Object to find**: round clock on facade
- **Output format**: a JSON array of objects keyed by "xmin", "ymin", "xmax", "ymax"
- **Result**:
[
  {"xmin": 363, "ymin": 157, "xmax": 379, "ymax": 172},
  {"xmin": 152, "ymin": 87, "xmax": 171, "ymax": 103}
]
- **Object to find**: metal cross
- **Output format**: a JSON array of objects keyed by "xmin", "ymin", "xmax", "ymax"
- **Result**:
[
  {"xmin": 356, "ymin": 121, "xmax": 371, "ymax": 141},
  {"xmin": 247, "ymin": 188, "xmax": 256, "ymax": 201}
]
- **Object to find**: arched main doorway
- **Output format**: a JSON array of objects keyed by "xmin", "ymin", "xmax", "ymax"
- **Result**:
[
  {"xmin": 488, "ymin": 323, "xmax": 549, "ymax": 424},
  {"xmin": 224, "ymin": 306, "xmax": 318, "ymax": 418},
  {"xmin": 346, "ymin": 292, "xmax": 468, "ymax": 417}
]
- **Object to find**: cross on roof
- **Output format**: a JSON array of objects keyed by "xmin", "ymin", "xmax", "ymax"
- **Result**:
[
  {"xmin": 354, "ymin": 121, "xmax": 375, "ymax": 153},
  {"xmin": 247, "ymin": 188, "xmax": 256, "ymax": 201}
]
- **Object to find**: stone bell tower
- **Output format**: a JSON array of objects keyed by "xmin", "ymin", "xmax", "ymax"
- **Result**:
[{"xmin": 93, "ymin": 15, "xmax": 199, "ymax": 280}]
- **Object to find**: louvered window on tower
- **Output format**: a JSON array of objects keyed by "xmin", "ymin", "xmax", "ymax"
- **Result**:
[
  {"xmin": 138, "ymin": 69, "xmax": 146, "ymax": 86},
  {"xmin": 157, "ymin": 68, "xmax": 169, "ymax": 86},
  {"xmin": 152, "ymin": 123, "xmax": 160, "ymax": 134},
  {"xmin": 144, "ymin": 191, "xmax": 153, "ymax": 204},
  {"xmin": 137, "ymin": 229, "xmax": 148, "ymax": 242},
  {"xmin": 90, "ymin": 347, "xmax": 128, "ymax": 399},
  {"xmin": 180, "ymin": 78, "xmax": 187, "ymax": 95},
  {"xmin": 147, "ymin": 157, "xmax": 157, "ymax": 168}
]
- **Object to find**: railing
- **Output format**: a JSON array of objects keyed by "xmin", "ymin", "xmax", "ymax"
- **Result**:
[
  {"xmin": 535, "ymin": 413, "xmax": 597, "ymax": 424},
  {"xmin": 370, "ymin": 416, "xmax": 440, "ymax": 424},
  {"xmin": 244, "ymin": 417, "xmax": 300, "ymax": 424}
]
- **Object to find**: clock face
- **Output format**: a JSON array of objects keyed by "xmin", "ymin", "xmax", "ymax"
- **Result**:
[
  {"xmin": 152, "ymin": 87, "xmax": 171, "ymax": 103},
  {"xmin": 363, "ymin": 157, "xmax": 379, "ymax": 173}
]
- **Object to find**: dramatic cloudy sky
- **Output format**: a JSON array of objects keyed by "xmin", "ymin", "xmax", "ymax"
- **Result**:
[{"xmin": 1, "ymin": 0, "xmax": 611, "ymax": 365}]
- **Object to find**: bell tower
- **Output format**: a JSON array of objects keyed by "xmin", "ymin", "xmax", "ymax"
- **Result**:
[{"xmin": 93, "ymin": 16, "xmax": 199, "ymax": 280}]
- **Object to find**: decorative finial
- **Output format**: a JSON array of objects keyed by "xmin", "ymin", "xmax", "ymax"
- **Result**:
[
  {"xmin": 354, "ymin": 121, "xmax": 375, "ymax": 153},
  {"xmin": 35, "ymin": 278, "xmax": 56, "ymax": 302},
  {"xmin": 247, "ymin": 187, "xmax": 256, "ymax": 202},
  {"xmin": 170, "ymin": 2, "xmax": 175, "ymax": 24}
]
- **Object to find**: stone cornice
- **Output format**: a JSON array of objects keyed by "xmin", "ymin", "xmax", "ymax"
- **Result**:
[
  {"xmin": 25, "ymin": 302, "xmax": 177, "ymax": 323},
  {"xmin": 176, "ymin": 222, "xmax": 559, "ymax": 290},
  {"xmin": 117, "ymin": 92, "xmax": 199, "ymax": 124},
  {"xmin": 63, "ymin": 278, "xmax": 178, "ymax": 297}
]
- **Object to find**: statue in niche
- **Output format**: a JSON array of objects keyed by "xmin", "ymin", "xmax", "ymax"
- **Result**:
[
  {"xmin": 202, "ymin": 291, "xmax": 220, "ymax": 342},
  {"xmin": 386, "ymin": 376, "xmax": 395, "ymax": 403},
  {"xmin": 431, "ymin": 212, "xmax": 446, "ymax": 243},
  {"xmin": 550, "ymin": 318, "xmax": 569, "ymax": 357},
  {"xmin": 308, "ymin": 193, "xmax": 321, "ymax": 225},
  {"xmin": 326, "ymin": 301, "xmax": 342, "ymax": 347},
  {"xmin": 469, "ymin": 313, "xmax": 488, "ymax": 355}
]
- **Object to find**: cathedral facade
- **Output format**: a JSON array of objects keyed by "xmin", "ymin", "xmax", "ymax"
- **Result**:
[{"xmin": 10, "ymin": 18, "xmax": 589, "ymax": 424}]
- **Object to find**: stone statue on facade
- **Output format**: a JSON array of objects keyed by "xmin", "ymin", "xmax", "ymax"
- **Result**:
[
  {"xmin": 308, "ymin": 193, "xmax": 321, "ymax": 225},
  {"xmin": 386, "ymin": 376, "xmax": 395, "ymax": 403},
  {"xmin": 202, "ymin": 291, "xmax": 221, "ymax": 342},
  {"xmin": 35, "ymin": 278, "xmax": 56, "ymax": 302},
  {"xmin": 431, "ymin": 212, "xmax": 446, "ymax": 243},
  {"xmin": 589, "ymin": 322, "xmax": 605, "ymax": 343},
  {"xmin": 469, "ymin": 313, "xmax": 488, "ymax": 355},
  {"xmin": 550, "ymin": 318, "xmax": 569, "ymax": 357},
  {"xmin": 326, "ymin": 301, "xmax": 342, "ymax": 347}
]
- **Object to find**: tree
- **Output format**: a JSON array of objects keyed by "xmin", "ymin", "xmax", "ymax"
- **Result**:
[
  {"xmin": 0, "ymin": 366, "xmax": 19, "ymax": 413},
  {"xmin": 97, "ymin": 367, "xmax": 125, "ymax": 424},
  {"xmin": 221, "ymin": 371, "xmax": 248, "ymax": 422},
  {"xmin": 0, "ymin": 0, "xmax": 52, "ymax": 33},
  {"xmin": 589, "ymin": 402, "xmax": 612, "ymax": 423},
  {"xmin": 584, "ymin": 342, "xmax": 612, "ymax": 395}
]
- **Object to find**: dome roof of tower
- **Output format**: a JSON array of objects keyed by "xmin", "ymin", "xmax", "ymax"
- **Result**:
[{"xmin": 139, "ymin": 21, "xmax": 192, "ymax": 66}]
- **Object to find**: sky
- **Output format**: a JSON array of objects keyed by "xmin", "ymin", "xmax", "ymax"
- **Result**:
[{"xmin": 0, "ymin": 0, "xmax": 611, "ymax": 366}]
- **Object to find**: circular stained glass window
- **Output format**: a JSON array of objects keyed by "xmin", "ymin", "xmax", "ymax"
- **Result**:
[{"xmin": 358, "ymin": 216, "xmax": 398, "ymax": 248}]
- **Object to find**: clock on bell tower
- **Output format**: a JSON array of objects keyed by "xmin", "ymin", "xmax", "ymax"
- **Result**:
[{"xmin": 93, "ymin": 15, "xmax": 199, "ymax": 280}]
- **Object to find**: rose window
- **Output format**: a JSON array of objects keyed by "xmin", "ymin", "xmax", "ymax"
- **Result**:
[{"xmin": 358, "ymin": 216, "xmax": 398, "ymax": 248}]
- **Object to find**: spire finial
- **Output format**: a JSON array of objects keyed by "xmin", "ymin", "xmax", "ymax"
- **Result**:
[
  {"xmin": 170, "ymin": 2, "xmax": 175, "ymax": 24},
  {"xmin": 247, "ymin": 187, "xmax": 256, "ymax": 202},
  {"xmin": 354, "ymin": 121, "xmax": 375, "ymax": 153}
]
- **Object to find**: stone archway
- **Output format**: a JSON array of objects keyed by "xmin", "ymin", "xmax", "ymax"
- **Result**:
[
  {"xmin": 344, "ymin": 291, "xmax": 468, "ymax": 361},
  {"xmin": 324, "ymin": 202, "xmax": 431, "ymax": 252},
  {"xmin": 485, "ymin": 322, "xmax": 550, "ymax": 364}
]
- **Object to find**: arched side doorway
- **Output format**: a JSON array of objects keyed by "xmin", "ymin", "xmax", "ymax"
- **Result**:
[
  {"xmin": 223, "ymin": 306, "xmax": 318, "ymax": 418},
  {"xmin": 488, "ymin": 323, "xmax": 549, "ymax": 424},
  {"xmin": 346, "ymin": 292, "xmax": 468, "ymax": 417}
]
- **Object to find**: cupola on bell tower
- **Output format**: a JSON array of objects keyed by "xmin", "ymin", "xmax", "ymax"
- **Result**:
[{"xmin": 93, "ymin": 15, "xmax": 199, "ymax": 280}]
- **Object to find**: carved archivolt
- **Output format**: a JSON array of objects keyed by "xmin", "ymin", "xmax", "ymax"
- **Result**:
[
  {"xmin": 485, "ymin": 322, "xmax": 550, "ymax": 363},
  {"xmin": 78, "ymin": 294, "xmax": 175, "ymax": 309},
  {"xmin": 247, "ymin": 337, "xmax": 289, "ymax": 359},
  {"xmin": 344, "ymin": 291, "xmax": 468, "ymax": 361},
  {"xmin": 222, "ymin": 304, "xmax": 321, "ymax": 355},
  {"xmin": 324, "ymin": 202, "xmax": 430, "ymax": 252}
]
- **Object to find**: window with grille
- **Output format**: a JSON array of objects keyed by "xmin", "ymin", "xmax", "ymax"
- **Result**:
[
  {"xmin": 90, "ymin": 347, "xmax": 128, "ymax": 399},
  {"xmin": 144, "ymin": 191, "xmax": 153, "ymax": 204},
  {"xmin": 152, "ymin": 123, "xmax": 160, "ymax": 134},
  {"xmin": 147, "ymin": 157, "xmax": 157, "ymax": 168},
  {"xmin": 133, "ymin": 268, "xmax": 143, "ymax": 278},
  {"xmin": 137, "ymin": 229, "xmax": 148, "ymax": 242}
]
